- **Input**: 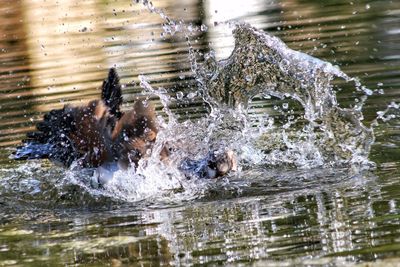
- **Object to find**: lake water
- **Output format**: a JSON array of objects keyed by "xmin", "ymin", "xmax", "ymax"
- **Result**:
[{"xmin": 1, "ymin": 0, "xmax": 400, "ymax": 266}]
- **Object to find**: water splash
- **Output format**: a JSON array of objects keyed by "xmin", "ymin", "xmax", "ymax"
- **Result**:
[
  {"xmin": 137, "ymin": 0, "xmax": 205, "ymax": 74},
  {"xmin": 3, "ymin": 4, "xmax": 380, "ymax": 203},
  {"xmin": 134, "ymin": 3, "xmax": 376, "ymax": 168},
  {"xmin": 197, "ymin": 24, "xmax": 375, "ymax": 168},
  {"xmin": 375, "ymin": 102, "xmax": 400, "ymax": 123}
]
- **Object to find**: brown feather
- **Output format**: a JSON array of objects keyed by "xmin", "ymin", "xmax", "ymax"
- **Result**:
[
  {"xmin": 67, "ymin": 100, "xmax": 114, "ymax": 167},
  {"xmin": 112, "ymin": 99, "xmax": 158, "ymax": 168}
]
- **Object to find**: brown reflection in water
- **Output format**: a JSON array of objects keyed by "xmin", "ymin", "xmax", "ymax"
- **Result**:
[
  {"xmin": 12, "ymin": 0, "xmax": 205, "ymax": 112},
  {"xmin": 0, "ymin": 1, "xmax": 32, "ymax": 147},
  {"xmin": 0, "ymin": 1, "xmax": 29, "ymax": 84},
  {"xmin": 100, "ymin": 0, "xmax": 203, "ymax": 99},
  {"xmin": 21, "ymin": 0, "xmax": 108, "ymax": 111}
]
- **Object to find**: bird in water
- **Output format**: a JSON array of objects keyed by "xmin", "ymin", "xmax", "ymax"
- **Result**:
[{"xmin": 11, "ymin": 68, "xmax": 237, "ymax": 186}]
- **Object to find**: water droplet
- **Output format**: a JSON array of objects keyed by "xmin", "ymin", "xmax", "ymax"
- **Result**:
[
  {"xmin": 176, "ymin": 91, "xmax": 184, "ymax": 100},
  {"xmin": 365, "ymin": 4, "xmax": 370, "ymax": 10},
  {"xmin": 200, "ymin": 24, "xmax": 208, "ymax": 32},
  {"xmin": 282, "ymin": 103, "xmax": 289, "ymax": 109},
  {"xmin": 362, "ymin": 87, "xmax": 373, "ymax": 96},
  {"xmin": 389, "ymin": 102, "xmax": 399, "ymax": 109},
  {"xmin": 262, "ymin": 94, "xmax": 271, "ymax": 99},
  {"xmin": 187, "ymin": 92, "xmax": 196, "ymax": 99}
]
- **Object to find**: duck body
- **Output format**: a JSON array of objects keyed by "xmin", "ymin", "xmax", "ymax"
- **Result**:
[
  {"xmin": 13, "ymin": 68, "xmax": 156, "ymax": 170},
  {"xmin": 12, "ymin": 68, "xmax": 237, "ymax": 186}
]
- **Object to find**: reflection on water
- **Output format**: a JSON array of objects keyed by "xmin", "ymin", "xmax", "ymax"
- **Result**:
[
  {"xmin": 22, "ymin": 0, "xmax": 107, "ymax": 110},
  {"xmin": 1, "ymin": 166, "xmax": 400, "ymax": 265},
  {"xmin": 1, "ymin": 0, "xmax": 400, "ymax": 266}
]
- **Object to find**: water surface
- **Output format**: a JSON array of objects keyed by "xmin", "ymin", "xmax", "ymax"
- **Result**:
[{"xmin": 1, "ymin": 0, "xmax": 400, "ymax": 266}]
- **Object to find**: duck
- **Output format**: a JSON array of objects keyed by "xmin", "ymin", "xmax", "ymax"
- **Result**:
[{"xmin": 12, "ymin": 68, "xmax": 237, "ymax": 184}]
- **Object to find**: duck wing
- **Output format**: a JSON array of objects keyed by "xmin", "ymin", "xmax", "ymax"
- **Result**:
[
  {"xmin": 12, "ymin": 68, "xmax": 123, "ymax": 167},
  {"xmin": 12, "ymin": 106, "xmax": 78, "ymax": 166},
  {"xmin": 12, "ymin": 100, "xmax": 115, "ymax": 168}
]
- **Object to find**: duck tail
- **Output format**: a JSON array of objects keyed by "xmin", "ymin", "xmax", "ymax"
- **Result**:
[{"xmin": 101, "ymin": 68, "xmax": 122, "ymax": 118}]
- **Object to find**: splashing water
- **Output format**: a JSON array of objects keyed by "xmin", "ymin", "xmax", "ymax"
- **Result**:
[
  {"xmin": 95, "ymin": 29, "xmax": 377, "ymax": 199},
  {"xmin": 137, "ymin": 1, "xmax": 375, "ymax": 168},
  {"xmin": 137, "ymin": 0, "xmax": 204, "ymax": 73},
  {"xmin": 197, "ymin": 23, "xmax": 375, "ymax": 168},
  {"xmin": 5, "ymin": 3, "xmax": 379, "ymax": 203}
]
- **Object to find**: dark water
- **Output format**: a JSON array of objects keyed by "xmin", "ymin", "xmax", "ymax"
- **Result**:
[{"xmin": 1, "ymin": 0, "xmax": 400, "ymax": 266}]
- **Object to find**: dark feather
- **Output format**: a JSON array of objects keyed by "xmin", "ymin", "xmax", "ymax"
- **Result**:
[
  {"xmin": 101, "ymin": 68, "xmax": 122, "ymax": 118},
  {"xmin": 11, "ymin": 106, "xmax": 79, "ymax": 166}
]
